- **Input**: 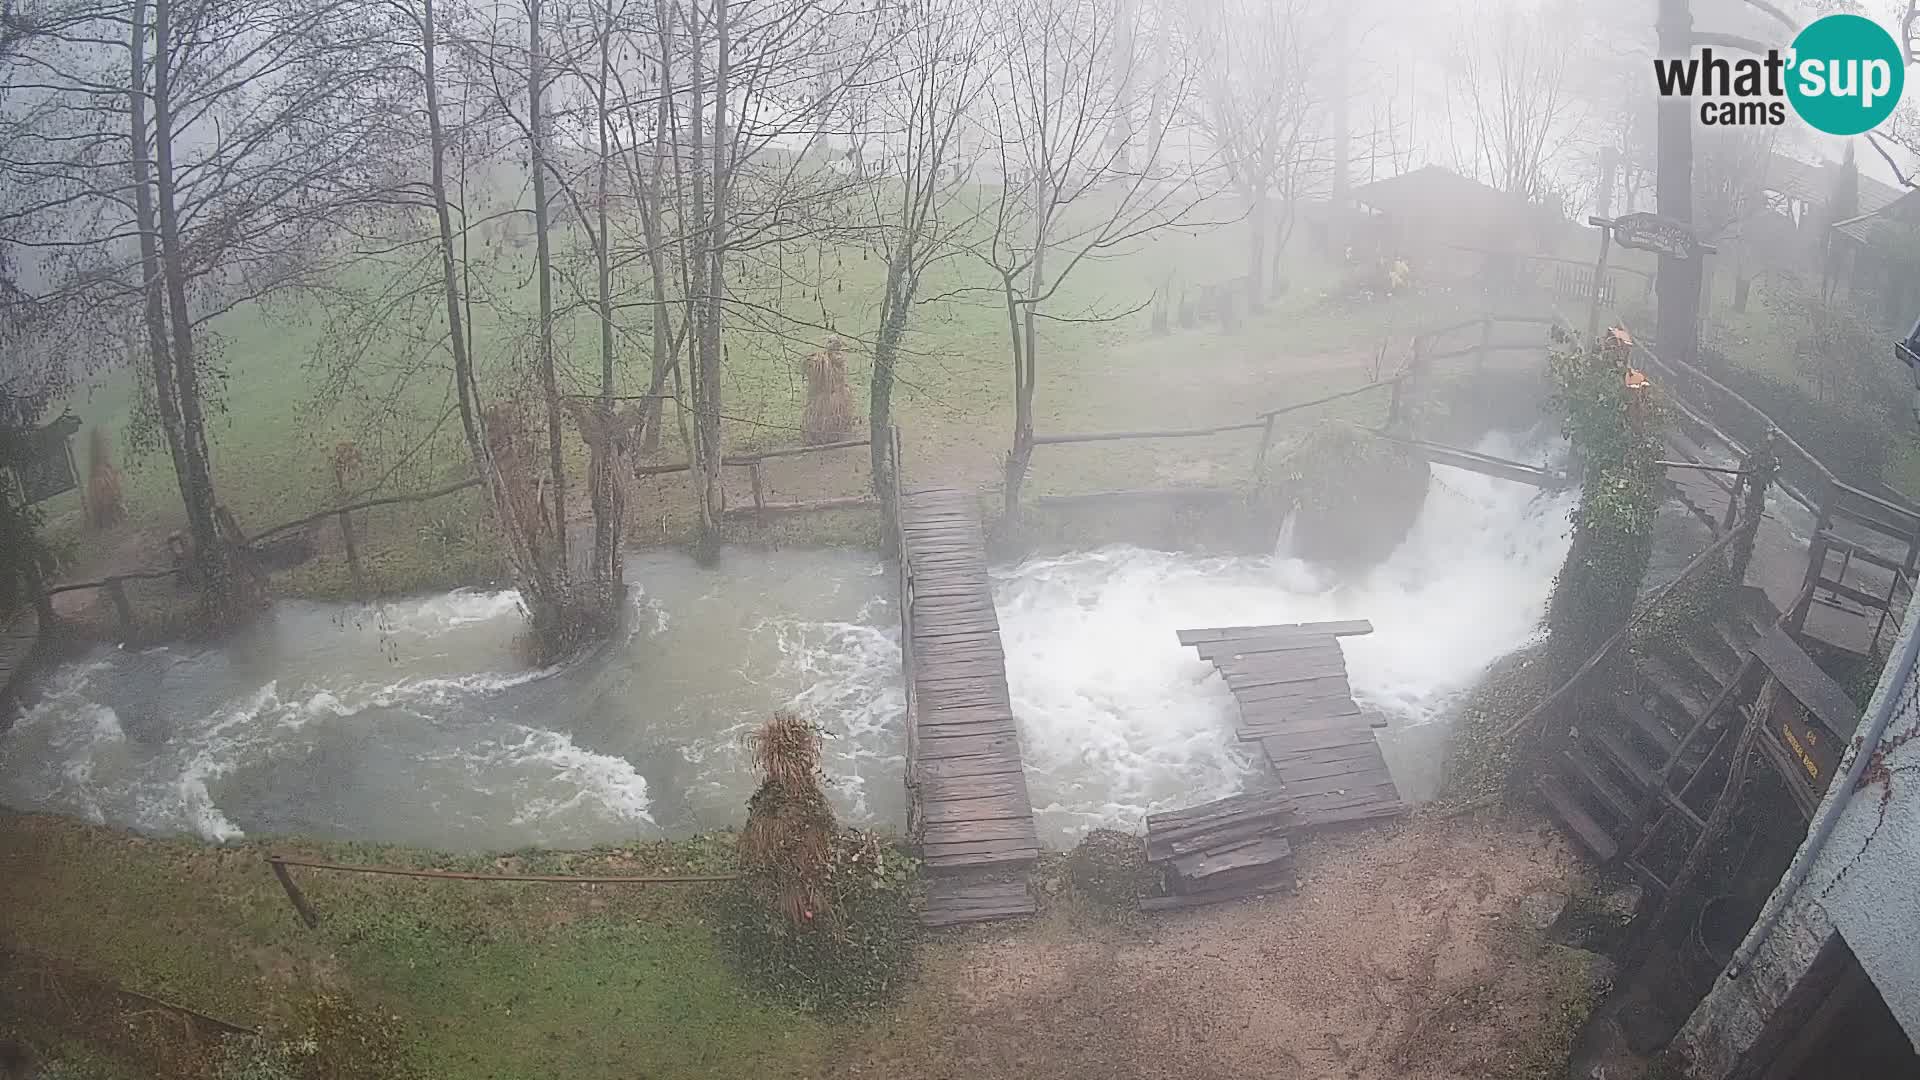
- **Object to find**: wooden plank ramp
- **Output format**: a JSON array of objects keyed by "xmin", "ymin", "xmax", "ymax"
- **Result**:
[
  {"xmin": 898, "ymin": 488, "xmax": 1038, "ymax": 927},
  {"xmin": 0, "ymin": 607, "xmax": 41, "ymax": 723},
  {"xmin": 1181, "ymin": 621, "xmax": 1407, "ymax": 832}
]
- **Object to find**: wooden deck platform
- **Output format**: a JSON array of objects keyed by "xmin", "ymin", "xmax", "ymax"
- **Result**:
[
  {"xmin": 1179, "ymin": 620, "xmax": 1406, "ymax": 831},
  {"xmin": 898, "ymin": 488, "xmax": 1038, "ymax": 926},
  {"xmin": 0, "ymin": 607, "xmax": 40, "ymax": 723}
]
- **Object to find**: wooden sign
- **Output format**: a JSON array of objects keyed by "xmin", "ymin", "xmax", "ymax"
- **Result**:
[
  {"xmin": 1771, "ymin": 690, "xmax": 1842, "ymax": 799},
  {"xmin": 6, "ymin": 414, "xmax": 79, "ymax": 505},
  {"xmin": 1610, "ymin": 213, "xmax": 1709, "ymax": 260}
]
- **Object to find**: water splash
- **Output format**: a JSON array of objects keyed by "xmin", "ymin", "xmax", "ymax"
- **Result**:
[{"xmin": 994, "ymin": 432, "xmax": 1576, "ymax": 842}]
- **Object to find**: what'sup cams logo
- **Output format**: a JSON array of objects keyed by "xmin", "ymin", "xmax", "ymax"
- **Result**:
[{"xmin": 1653, "ymin": 13, "xmax": 1905, "ymax": 135}]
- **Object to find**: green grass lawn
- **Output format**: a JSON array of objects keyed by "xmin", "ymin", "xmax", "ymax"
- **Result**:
[
  {"xmin": 42, "ymin": 217, "xmax": 1469, "ymax": 599},
  {"xmin": 0, "ymin": 814, "xmax": 832, "ymax": 1079}
]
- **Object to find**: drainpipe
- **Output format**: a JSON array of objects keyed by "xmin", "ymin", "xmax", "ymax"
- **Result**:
[{"xmin": 1726, "ymin": 603, "xmax": 1920, "ymax": 978}]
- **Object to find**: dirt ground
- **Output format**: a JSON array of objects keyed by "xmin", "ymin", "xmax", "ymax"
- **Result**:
[{"xmin": 839, "ymin": 811, "xmax": 1596, "ymax": 1080}]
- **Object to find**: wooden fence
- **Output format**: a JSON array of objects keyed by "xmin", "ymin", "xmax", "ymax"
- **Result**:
[
  {"xmin": 1630, "ymin": 338, "xmax": 1920, "ymax": 649},
  {"xmin": 40, "ymin": 433, "xmax": 889, "ymax": 640},
  {"xmin": 633, "ymin": 434, "xmax": 880, "ymax": 524},
  {"xmin": 1024, "ymin": 313, "xmax": 1567, "ymax": 510}
]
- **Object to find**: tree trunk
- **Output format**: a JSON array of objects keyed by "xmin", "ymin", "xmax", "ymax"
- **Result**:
[
  {"xmin": 589, "ymin": 1, "xmax": 622, "ymax": 626},
  {"xmin": 694, "ymin": 0, "xmax": 731, "ymax": 564},
  {"xmin": 683, "ymin": 0, "xmax": 721, "ymax": 563},
  {"xmin": 869, "ymin": 247, "xmax": 913, "ymax": 501},
  {"xmin": 1247, "ymin": 194, "xmax": 1268, "ymax": 310},
  {"xmin": 127, "ymin": 0, "xmax": 194, "ymax": 537},
  {"xmin": 1654, "ymin": 0, "xmax": 1700, "ymax": 367},
  {"xmin": 422, "ymin": 0, "xmax": 562, "ymax": 648},
  {"xmin": 528, "ymin": 0, "xmax": 567, "ymax": 571},
  {"xmin": 639, "ymin": 7, "xmax": 675, "ymax": 455},
  {"xmin": 151, "ymin": 0, "xmax": 244, "ymax": 623}
]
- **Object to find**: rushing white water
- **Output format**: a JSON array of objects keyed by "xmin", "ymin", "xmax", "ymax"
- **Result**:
[
  {"xmin": 0, "ymin": 550, "xmax": 907, "ymax": 849},
  {"xmin": 1, "ymin": 433, "xmax": 1577, "ymax": 850},
  {"xmin": 995, "ymin": 431, "xmax": 1578, "ymax": 840}
]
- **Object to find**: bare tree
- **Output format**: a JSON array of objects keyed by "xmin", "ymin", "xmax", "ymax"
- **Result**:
[
  {"xmin": 1185, "ymin": 0, "xmax": 1331, "ymax": 305},
  {"xmin": 863, "ymin": 0, "xmax": 990, "ymax": 502},
  {"xmin": 948, "ymin": 0, "xmax": 1201, "ymax": 523},
  {"xmin": 1445, "ymin": 0, "xmax": 1584, "ymax": 202},
  {"xmin": 650, "ymin": 0, "xmax": 885, "ymax": 558},
  {"xmin": 3, "ymin": 0, "xmax": 403, "ymax": 622}
]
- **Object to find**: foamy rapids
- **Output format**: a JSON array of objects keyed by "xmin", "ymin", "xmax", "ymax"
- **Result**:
[{"xmin": 1, "ymin": 436, "xmax": 1573, "ymax": 849}]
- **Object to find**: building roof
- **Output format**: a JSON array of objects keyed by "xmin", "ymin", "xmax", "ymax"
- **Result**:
[
  {"xmin": 1832, "ymin": 187, "xmax": 1920, "ymax": 246},
  {"xmin": 1756, "ymin": 150, "xmax": 1901, "ymax": 219},
  {"xmin": 1348, "ymin": 165, "xmax": 1535, "ymax": 230}
]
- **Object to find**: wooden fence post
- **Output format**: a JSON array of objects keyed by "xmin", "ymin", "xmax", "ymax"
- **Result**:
[
  {"xmin": 104, "ymin": 577, "xmax": 133, "ymax": 638},
  {"xmin": 338, "ymin": 510, "xmax": 364, "ymax": 594},
  {"xmin": 1253, "ymin": 413, "xmax": 1277, "ymax": 474},
  {"xmin": 269, "ymin": 858, "xmax": 320, "ymax": 928},
  {"xmin": 749, "ymin": 461, "xmax": 767, "ymax": 526}
]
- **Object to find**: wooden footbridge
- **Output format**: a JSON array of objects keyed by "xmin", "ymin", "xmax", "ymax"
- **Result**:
[
  {"xmin": 0, "ymin": 607, "xmax": 40, "ymax": 725},
  {"xmin": 894, "ymin": 486, "xmax": 1041, "ymax": 927}
]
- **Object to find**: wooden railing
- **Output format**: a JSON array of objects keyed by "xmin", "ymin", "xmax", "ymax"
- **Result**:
[
  {"xmin": 634, "ymin": 435, "xmax": 880, "ymax": 524},
  {"xmin": 42, "ymin": 428, "xmax": 894, "ymax": 639},
  {"xmin": 1022, "ymin": 313, "xmax": 1571, "ymax": 511},
  {"xmin": 884, "ymin": 424, "xmax": 921, "ymax": 821},
  {"xmin": 1630, "ymin": 338, "xmax": 1920, "ymax": 646},
  {"xmin": 1503, "ymin": 517, "xmax": 1751, "ymax": 740}
]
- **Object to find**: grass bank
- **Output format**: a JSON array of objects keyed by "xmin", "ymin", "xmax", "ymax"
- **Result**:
[
  {"xmin": 0, "ymin": 813, "xmax": 838, "ymax": 1079},
  {"xmin": 41, "ymin": 236, "xmax": 1468, "ymax": 606}
]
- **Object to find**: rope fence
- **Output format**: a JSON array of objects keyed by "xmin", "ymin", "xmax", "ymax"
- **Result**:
[{"xmin": 265, "ymin": 854, "xmax": 741, "ymax": 929}]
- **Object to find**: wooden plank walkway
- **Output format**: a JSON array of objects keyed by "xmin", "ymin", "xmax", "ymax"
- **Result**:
[
  {"xmin": 898, "ymin": 488, "xmax": 1038, "ymax": 927},
  {"xmin": 1178, "ymin": 620, "xmax": 1406, "ymax": 831},
  {"xmin": 0, "ymin": 607, "xmax": 41, "ymax": 722}
]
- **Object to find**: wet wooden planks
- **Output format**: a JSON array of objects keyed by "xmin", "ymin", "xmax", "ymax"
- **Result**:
[
  {"xmin": 1142, "ymin": 789, "xmax": 1297, "ymax": 911},
  {"xmin": 0, "ymin": 607, "xmax": 39, "ymax": 719},
  {"xmin": 1180, "ymin": 621, "xmax": 1406, "ymax": 832},
  {"xmin": 899, "ymin": 488, "xmax": 1038, "ymax": 925},
  {"xmin": 923, "ymin": 877, "xmax": 1036, "ymax": 927}
]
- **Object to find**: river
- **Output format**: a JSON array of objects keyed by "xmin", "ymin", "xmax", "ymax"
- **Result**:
[{"xmin": 0, "ymin": 433, "xmax": 1581, "ymax": 850}]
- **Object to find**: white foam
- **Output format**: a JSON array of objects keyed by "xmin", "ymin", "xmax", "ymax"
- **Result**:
[
  {"xmin": 375, "ymin": 588, "xmax": 526, "ymax": 635},
  {"xmin": 765, "ymin": 616, "xmax": 907, "ymax": 821},
  {"xmin": 993, "ymin": 432, "xmax": 1577, "ymax": 842},
  {"xmin": 487, "ymin": 727, "xmax": 656, "ymax": 829}
]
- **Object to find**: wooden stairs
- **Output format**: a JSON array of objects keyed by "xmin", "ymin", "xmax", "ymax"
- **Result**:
[{"xmin": 1533, "ymin": 587, "xmax": 1776, "ymax": 891}]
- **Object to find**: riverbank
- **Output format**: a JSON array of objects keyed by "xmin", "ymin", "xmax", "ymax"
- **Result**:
[{"xmin": 1, "ymin": 808, "xmax": 1602, "ymax": 1079}]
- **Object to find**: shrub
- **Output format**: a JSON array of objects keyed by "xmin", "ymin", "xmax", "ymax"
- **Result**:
[
  {"xmin": 725, "ymin": 710, "xmax": 918, "ymax": 1012},
  {"xmin": 719, "ymin": 828, "xmax": 918, "ymax": 1013},
  {"xmin": 1063, "ymin": 828, "xmax": 1159, "ymax": 914},
  {"xmin": 1693, "ymin": 346, "xmax": 1896, "ymax": 488},
  {"xmin": 1441, "ymin": 642, "xmax": 1559, "ymax": 806},
  {"xmin": 739, "ymin": 710, "xmax": 838, "ymax": 926},
  {"xmin": 1253, "ymin": 420, "xmax": 1430, "ymax": 570},
  {"xmin": 1543, "ymin": 332, "xmax": 1665, "ymax": 667}
]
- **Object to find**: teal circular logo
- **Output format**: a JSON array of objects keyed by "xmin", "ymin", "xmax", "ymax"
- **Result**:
[{"xmin": 1787, "ymin": 14, "xmax": 1905, "ymax": 136}]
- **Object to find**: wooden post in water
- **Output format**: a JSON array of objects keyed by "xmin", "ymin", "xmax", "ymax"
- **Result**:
[
  {"xmin": 338, "ymin": 510, "xmax": 363, "ymax": 594},
  {"xmin": 1254, "ymin": 414, "xmax": 1278, "ymax": 473},
  {"xmin": 269, "ymin": 858, "xmax": 320, "ymax": 928}
]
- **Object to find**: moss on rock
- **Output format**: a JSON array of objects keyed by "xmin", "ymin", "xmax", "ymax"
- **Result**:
[{"xmin": 1253, "ymin": 421, "xmax": 1431, "ymax": 571}]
